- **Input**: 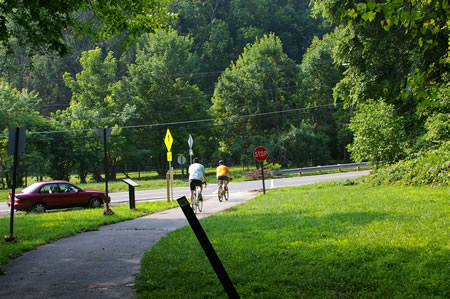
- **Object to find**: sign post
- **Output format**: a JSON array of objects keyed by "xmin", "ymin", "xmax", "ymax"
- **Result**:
[
  {"xmin": 253, "ymin": 146, "xmax": 269, "ymax": 194},
  {"xmin": 177, "ymin": 155, "xmax": 187, "ymax": 179},
  {"xmin": 121, "ymin": 178, "xmax": 140, "ymax": 209},
  {"xmin": 188, "ymin": 134, "xmax": 193, "ymax": 165},
  {"xmin": 98, "ymin": 128, "xmax": 114, "ymax": 215},
  {"xmin": 177, "ymin": 196, "xmax": 240, "ymax": 298},
  {"xmin": 165, "ymin": 129, "xmax": 174, "ymax": 201},
  {"xmin": 5, "ymin": 127, "xmax": 26, "ymax": 242}
]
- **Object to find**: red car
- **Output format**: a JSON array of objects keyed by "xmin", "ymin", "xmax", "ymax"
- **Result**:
[{"xmin": 8, "ymin": 181, "xmax": 111, "ymax": 213}]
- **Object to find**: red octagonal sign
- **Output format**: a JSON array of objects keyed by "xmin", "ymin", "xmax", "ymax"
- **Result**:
[{"xmin": 253, "ymin": 146, "xmax": 269, "ymax": 162}]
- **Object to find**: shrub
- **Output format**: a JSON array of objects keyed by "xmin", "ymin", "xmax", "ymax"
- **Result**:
[
  {"xmin": 347, "ymin": 99, "xmax": 407, "ymax": 164},
  {"xmin": 265, "ymin": 162, "xmax": 281, "ymax": 170},
  {"xmin": 364, "ymin": 141, "xmax": 449, "ymax": 186}
]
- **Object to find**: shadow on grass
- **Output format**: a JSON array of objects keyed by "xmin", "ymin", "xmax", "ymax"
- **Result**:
[{"xmin": 137, "ymin": 208, "xmax": 449, "ymax": 297}]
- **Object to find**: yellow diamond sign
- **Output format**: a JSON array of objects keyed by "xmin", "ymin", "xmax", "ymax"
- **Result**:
[{"xmin": 164, "ymin": 129, "xmax": 173, "ymax": 151}]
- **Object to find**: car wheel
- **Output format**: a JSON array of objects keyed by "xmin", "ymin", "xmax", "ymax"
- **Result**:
[
  {"xmin": 32, "ymin": 202, "xmax": 47, "ymax": 213},
  {"xmin": 89, "ymin": 197, "xmax": 103, "ymax": 208}
]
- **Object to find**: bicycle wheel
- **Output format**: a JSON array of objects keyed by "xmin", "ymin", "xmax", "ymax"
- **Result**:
[
  {"xmin": 224, "ymin": 186, "xmax": 229, "ymax": 201},
  {"xmin": 192, "ymin": 189, "xmax": 198, "ymax": 213},
  {"xmin": 197, "ymin": 186, "xmax": 203, "ymax": 212},
  {"xmin": 218, "ymin": 181, "xmax": 223, "ymax": 202}
]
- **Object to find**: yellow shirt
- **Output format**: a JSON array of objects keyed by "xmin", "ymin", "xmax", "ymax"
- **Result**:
[{"xmin": 216, "ymin": 165, "xmax": 231, "ymax": 177}]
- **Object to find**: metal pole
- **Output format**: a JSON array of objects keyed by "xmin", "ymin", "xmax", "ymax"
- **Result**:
[
  {"xmin": 166, "ymin": 171, "xmax": 170, "ymax": 202},
  {"xmin": 129, "ymin": 185, "xmax": 136, "ymax": 209},
  {"xmin": 170, "ymin": 163, "xmax": 173, "ymax": 201},
  {"xmin": 7, "ymin": 127, "xmax": 20, "ymax": 240},
  {"xmin": 177, "ymin": 196, "xmax": 240, "ymax": 298},
  {"xmin": 261, "ymin": 162, "xmax": 266, "ymax": 195},
  {"xmin": 103, "ymin": 128, "xmax": 110, "ymax": 213}
]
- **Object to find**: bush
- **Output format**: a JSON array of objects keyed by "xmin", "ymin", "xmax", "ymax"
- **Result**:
[
  {"xmin": 347, "ymin": 99, "xmax": 406, "ymax": 164},
  {"xmin": 265, "ymin": 162, "xmax": 281, "ymax": 170},
  {"xmin": 364, "ymin": 141, "xmax": 449, "ymax": 186}
]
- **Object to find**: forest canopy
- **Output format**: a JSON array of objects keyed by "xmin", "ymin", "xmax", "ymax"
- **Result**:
[{"xmin": 0, "ymin": 0, "xmax": 448, "ymax": 186}]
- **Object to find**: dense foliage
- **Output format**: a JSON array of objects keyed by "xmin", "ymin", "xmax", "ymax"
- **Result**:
[
  {"xmin": 363, "ymin": 141, "xmax": 449, "ymax": 186},
  {"xmin": 0, "ymin": 0, "xmax": 173, "ymax": 56},
  {"xmin": 311, "ymin": 0, "xmax": 449, "ymax": 183},
  {"xmin": 0, "ymin": 0, "xmax": 448, "ymax": 186}
]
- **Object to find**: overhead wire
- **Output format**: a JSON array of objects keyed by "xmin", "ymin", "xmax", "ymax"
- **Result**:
[{"xmin": 0, "ymin": 102, "xmax": 343, "ymax": 141}]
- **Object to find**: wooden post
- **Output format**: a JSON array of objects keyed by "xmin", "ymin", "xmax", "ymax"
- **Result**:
[
  {"xmin": 166, "ymin": 171, "xmax": 170, "ymax": 202},
  {"xmin": 170, "ymin": 166, "xmax": 174, "ymax": 201}
]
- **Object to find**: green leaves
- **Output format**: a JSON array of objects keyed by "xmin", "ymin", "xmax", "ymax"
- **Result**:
[
  {"xmin": 361, "ymin": 11, "xmax": 377, "ymax": 22},
  {"xmin": 0, "ymin": 0, "xmax": 174, "ymax": 56},
  {"xmin": 348, "ymin": 99, "xmax": 406, "ymax": 164},
  {"xmin": 210, "ymin": 34, "xmax": 300, "ymax": 161},
  {"xmin": 63, "ymin": 48, "xmax": 124, "ymax": 129}
]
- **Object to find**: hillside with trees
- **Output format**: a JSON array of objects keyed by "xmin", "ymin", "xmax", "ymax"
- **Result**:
[{"xmin": 0, "ymin": 0, "xmax": 448, "ymax": 186}]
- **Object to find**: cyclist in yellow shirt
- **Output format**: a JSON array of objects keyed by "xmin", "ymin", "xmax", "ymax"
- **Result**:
[{"xmin": 216, "ymin": 160, "xmax": 232, "ymax": 190}]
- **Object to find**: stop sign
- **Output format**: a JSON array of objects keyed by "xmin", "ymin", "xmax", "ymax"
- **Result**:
[{"xmin": 253, "ymin": 146, "xmax": 269, "ymax": 162}]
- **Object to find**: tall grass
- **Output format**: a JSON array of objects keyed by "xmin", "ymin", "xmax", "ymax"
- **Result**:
[{"xmin": 136, "ymin": 183, "xmax": 449, "ymax": 298}]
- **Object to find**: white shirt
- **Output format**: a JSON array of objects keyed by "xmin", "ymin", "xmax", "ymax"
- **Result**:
[{"xmin": 188, "ymin": 163, "xmax": 205, "ymax": 180}]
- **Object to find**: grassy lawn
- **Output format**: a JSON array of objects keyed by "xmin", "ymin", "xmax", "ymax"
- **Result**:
[
  {"xmin": 0, "ymin": 200, "xmax": 179, "ymax": 274},
  {"xmin": 136, "ymin": 183, "xmax": 449, "ymax": 298}
]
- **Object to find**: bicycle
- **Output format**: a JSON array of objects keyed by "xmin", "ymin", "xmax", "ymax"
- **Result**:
[
  {"xmin": 218, "ymin": 179, "xmax": 230, "ymax": 202},
  {"xmin": 192, "ymin": 182, "xmax": 206, "ymax": 213}
]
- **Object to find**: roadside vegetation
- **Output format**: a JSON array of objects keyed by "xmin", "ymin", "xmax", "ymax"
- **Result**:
[
  {"xmin": 363, "ymin": 142, "xmax": 449, "ymax": 187},
  {"xmin": 136, "ymin": 182, "xmax": 449, "ymax": 298},
  {"xmin": 0, "ymin": 200, "xmax": 179, "ymax": 275}
]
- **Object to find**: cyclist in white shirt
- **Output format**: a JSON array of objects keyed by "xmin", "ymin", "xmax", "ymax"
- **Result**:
[{"xmin": 188, "ymin": 157, "xmax": 206, "ymax": 204}]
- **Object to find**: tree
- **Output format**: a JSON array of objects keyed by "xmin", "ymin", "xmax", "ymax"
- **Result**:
[
  {"xmin": 29, "ymin": 54, "xmax": 74, "ymax": 115},
  {"xmin": 210, "ymin": 33, "xmax": 301, "ymax": 165},
  {"xmin": 0, "ymin": 0, "xmax": 174, "ymax": 56},
  {"xmin": 120, "ymin": 28, "xmax": 208, "ymax": 175},
  {"xmin": 63, "ymin": 48, "xmax": 131, "ymax": 128},
  {"xmin": 167, "ymin": 0, "xmax": 329, "ymax": 94},
  {"xmin": 0, "ymin": 81, "xmax": 57, "ymax": 186},
  {"xmin": 61, "ymin": 47, "xmax": 137, "ymax": 181},
  {"xmin": 348, "ymin": 100, "xmax": 406, "ymax": 164},
  {"xmin": 278, "ymin": 122, "xmax": 331, "ymax": 166},
  {"xmin": 299, "ymin": 33, "xmax": 351, "ymax": 161},
  {"xmin": 311, "ymin": 0, "xmax": 448, "ymax": 105},
  {"xmin": 311, "ymin": 0, "xmax": 449, "ymax": 163}
]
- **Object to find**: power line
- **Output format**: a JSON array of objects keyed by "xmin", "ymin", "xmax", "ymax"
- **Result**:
[
  {"xmin": 36, "ymin": 79, "xmax": 343, "ymax": 108},
  {"xmin": 3, "ymin": 60, "xmax": 336, "ymax": 84},
  {"xmin": 0, "ymin": 102, "xmax": 343, "ymax": 137}
]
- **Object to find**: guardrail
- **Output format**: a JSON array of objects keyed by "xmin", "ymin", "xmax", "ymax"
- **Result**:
[{"xmin": 270, "ymin": 162, "xmax": 369, "ymax": 176}]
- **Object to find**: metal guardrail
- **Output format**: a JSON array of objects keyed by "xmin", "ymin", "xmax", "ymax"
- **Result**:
[{"xmin": 270, "ymin": 162, "xmax": 369, "ymax": 176}]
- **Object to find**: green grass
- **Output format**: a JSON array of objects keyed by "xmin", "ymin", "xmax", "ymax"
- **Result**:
[
  {"xmin": 136, "ymin": 183, "xmax": 449, "ymax": 298},
  {"xmin": 0, "ymin": 200, "xmax": 178, "ymax": 274}
]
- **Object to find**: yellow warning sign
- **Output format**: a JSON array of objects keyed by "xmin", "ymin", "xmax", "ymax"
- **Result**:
[
  {"xmin": 164, "ymin": 129, "xmax": 173, "ymax": 151},
  {"xmin": 167, "ymin": 151, "xmax": 172, "ymax": 162}
]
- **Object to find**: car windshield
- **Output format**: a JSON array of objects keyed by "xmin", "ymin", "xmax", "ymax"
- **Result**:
[{"xmin": 21, "ymin": 183, "xmax": 42, "ymax": 194}]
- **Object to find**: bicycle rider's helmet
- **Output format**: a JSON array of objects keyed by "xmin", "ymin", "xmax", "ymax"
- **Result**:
[
  {"xmin": 193, "ymin": 157, "xmax": 200, "ymax": 163},
  {"xmin": 218, "ymin": 160, "xmax": 224, "ymax": 165}
]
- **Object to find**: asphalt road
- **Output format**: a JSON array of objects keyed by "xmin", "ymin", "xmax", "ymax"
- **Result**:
[
  {"xmin": 0, "ymin": 171, "xmax": 370, "ymax": 216},
  {"xmin": 105, "ymin": 170, "xmax": 370, "ymax": 203}
]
